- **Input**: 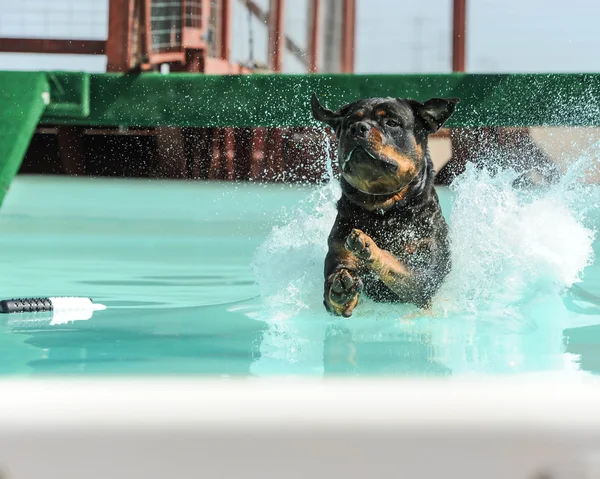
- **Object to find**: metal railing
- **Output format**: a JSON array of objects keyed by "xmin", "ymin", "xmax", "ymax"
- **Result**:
[{"xmin": 0, "ymin": 0, "xmax": 356, "ymax": 74}]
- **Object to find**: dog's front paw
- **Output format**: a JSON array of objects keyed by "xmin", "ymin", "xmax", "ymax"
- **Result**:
[
  {"xmin": 325, "ymin": 269, "xmax": 363, "ymax": 318},
  {"xmin": 345, "ymin": 229, "xmax": 373, "ymax": 262}
]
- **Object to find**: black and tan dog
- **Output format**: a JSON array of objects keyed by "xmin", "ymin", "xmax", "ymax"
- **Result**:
[{"xmin": 311, "ymin": 93, "xmax": 459, "ymax": 318}]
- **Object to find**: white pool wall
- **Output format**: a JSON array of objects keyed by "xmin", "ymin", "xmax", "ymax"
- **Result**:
[{"xmin": 0, "ymin": 378, "xmax": 599, "ymax": 479}]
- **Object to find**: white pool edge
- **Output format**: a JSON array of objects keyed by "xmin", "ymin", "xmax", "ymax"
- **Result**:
[
  {"xmin": 0, "ymin": 376, "xmax": 597, "ymax": 430},
  {"xmin": 1, "ymin": 377, "xmax": 600, "ymax": 478}
]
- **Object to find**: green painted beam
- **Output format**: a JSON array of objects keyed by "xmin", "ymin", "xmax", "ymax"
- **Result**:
[
  {"xmin": 33, "ymin": 72, "xmax": 600, "ymax": 128},
  {"xmin": 1, "ymin": 70, "xmax": 600, "ymax": 209},
  {"xmin": 0, "ymin": 72, "xmax": 49, "ymax": 206},
  {"xmin": 43, "ymin": 72, "xmax": 90, "ymax": 119}
]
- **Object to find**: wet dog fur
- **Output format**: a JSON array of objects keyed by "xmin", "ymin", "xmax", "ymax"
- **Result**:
[{"xmin": 311, "ymin": 93, "xmax": 460, "ymax": 317}]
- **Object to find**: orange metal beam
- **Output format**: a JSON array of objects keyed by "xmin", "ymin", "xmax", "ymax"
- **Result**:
[
  {"xmin": 308, "ymin": 0, "xmax": 320, "ymax": 72},
  {"xmin": 221, "ymin": 0, "xmax": 232, "ymax": 60},
  {"xmin": 106, "ymin": 0, "xmax": 134, "ymax": 71},
  {"xmin": 341, "ymin": 0, "xmax": 356, "ymax": 73},
  {"xmin": 148, "ymin": 51, "xmax": 186, "ymax": 64},
  {"xmin": 142, "ymin": 0, "xmax": 153, "ymax": 60},
  {"xmin": 204, "ymin": 57, "xmax": 251, "ymax": 74},
  {"xmin": 0, "ymin": 38, "xmax": 106, "ymax": 55},
  {"xmin": 269, "ymin": 0, "xmax": 285, "ymax": 72},
  {"xmin": 452, "ymin": 0, "xmax": 467, "ymax": 72}
]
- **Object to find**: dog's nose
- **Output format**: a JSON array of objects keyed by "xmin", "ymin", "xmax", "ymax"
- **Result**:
[{"xmin": 350, "ymin": 121, "xmax": 370, "ymax": 138}]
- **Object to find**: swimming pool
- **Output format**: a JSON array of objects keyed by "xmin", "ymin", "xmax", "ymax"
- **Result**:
[{"xmin": 0, "ymin": 174, "xmax": 599, "ymax": 377}]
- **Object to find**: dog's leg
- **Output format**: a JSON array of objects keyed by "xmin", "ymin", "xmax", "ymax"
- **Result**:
[
  {"xmin": 345, "ymin": 228, "xmax": 429, "ymax": 307},
  {"xmin": 324, "ymin": 243, "xmax": 363, "ymax": 318}
]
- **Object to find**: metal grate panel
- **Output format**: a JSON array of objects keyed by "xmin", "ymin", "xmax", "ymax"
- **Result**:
[
  {"xmin": 151, "ymin": 0, "xmax": 182, "ymax": 51},
  {"xmin": 185, "ymin": 0, "xmax": 202, "ymax": 28}
]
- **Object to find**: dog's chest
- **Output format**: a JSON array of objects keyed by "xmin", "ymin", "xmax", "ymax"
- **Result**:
[{"xmin": 355, "ymin": 211, "xmax": 436, "ymax": 256}]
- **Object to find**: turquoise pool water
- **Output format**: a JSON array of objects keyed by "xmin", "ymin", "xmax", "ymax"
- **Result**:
[{"xmin": 0, "ymin": 175, "xmax": 599, "ymax": 377}]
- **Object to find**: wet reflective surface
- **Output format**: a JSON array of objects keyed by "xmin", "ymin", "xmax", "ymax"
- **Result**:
[{"xmin": 0, "ymin": 176, "xmax": 598, "ymax": 377}]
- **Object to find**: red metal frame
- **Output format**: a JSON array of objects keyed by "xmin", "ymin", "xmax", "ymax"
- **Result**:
[
  {"xmin": 149, "ymin": 51, "xmax": 186, "ymax": 64},
  {"xmin": 452, "ymin": 0, "xmax": 466, "ymax": 72},
  {"xmin": 12, "ymin": 0, "xmax": 358, "ymax": 184},
  {"xmin": 223, "ymin": 128, "xmax": 236, "ymax": 180},
  {"xmin": 249, "ymin": 129, "xmax": 266, "ymax": 180},
  {"xmin": 142, "ymin": 0, "xmax": 153, "ymax": 61},
  {"xmin": 0, "ymin": 0, "xmax": 328, "ymax": 76},
  {"xmin": 220, "ymin": 0, "xmax": 231, "ymax": 61},
  {"xmin": 106, "ymin": 0, "xmax": 134, "ymax": 71},
  {"xmin": 341, "ymin": 0, "xmax": 356, "ymax": 73},
  {"xmin": 204, "ymin": 58, "xmax": 251, "ymax": 74},
  {"xmin": 0, "ymin": 0, "xmax": 355, "ymax": 75},
  {"xmin": 308, "ymin": 0, "xmax": 320, "ymax": 73},
  {"xmin": 56, "ymin": 126, "xmax": 85, "ymax": 176},
  {"xmin": 181, "ymin": 0, "xmax": 208, "ymax": 49},
  {"xmin": 145, "ymin": 0, "xmax": 237, "ymax": 71},
  {"xmin": 0, "ymin": 38, "xmax": 105, "ymax": 55},
  {"xmin": 269, "ymin": 0, "xmax": 285, "ymax": 72}
]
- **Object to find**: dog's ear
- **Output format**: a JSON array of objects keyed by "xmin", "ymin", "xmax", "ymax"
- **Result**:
[
  {"xmin": 311, "ymin": 92, "xmax": 343, "ymax": 129},
  {"xmin": 406, "ymin": 97, "xmax": 460, "ymax": 133}
]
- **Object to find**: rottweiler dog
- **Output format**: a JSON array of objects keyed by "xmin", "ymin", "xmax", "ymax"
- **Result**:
[{"xmin": 311, "ymin": 93, "xmax": 459, "ymax": 318}]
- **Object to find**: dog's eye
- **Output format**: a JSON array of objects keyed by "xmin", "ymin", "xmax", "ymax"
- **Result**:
[{"xmin": 385, "ymin": 119, "xmax": 400, "ymax": 128}]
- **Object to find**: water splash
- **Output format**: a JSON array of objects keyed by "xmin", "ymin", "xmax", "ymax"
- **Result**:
[
  {"xmin": 249, "ymin": 137, "xmax": 600, "ymax": 377},
  {"xmin": 435, "ymin": 163, "xmax": 595, "ymax": 323},
  {"xmin": 255, "ymin": 144, "xmax": 597, "ymax": 317},
  {"xmin": 251, "ymin": 145, "xmax": 340, "ymax": 320}
]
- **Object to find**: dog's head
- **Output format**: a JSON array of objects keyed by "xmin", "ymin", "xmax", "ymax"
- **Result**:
[{"xmin": 311, "ymin": 93, "xmax": 459, "ymax": 195}]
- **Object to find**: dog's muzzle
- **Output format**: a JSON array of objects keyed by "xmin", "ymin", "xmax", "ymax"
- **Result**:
[{"xmin": 342, "ymin": 146, "xmax": 399, "ymax": 173}]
